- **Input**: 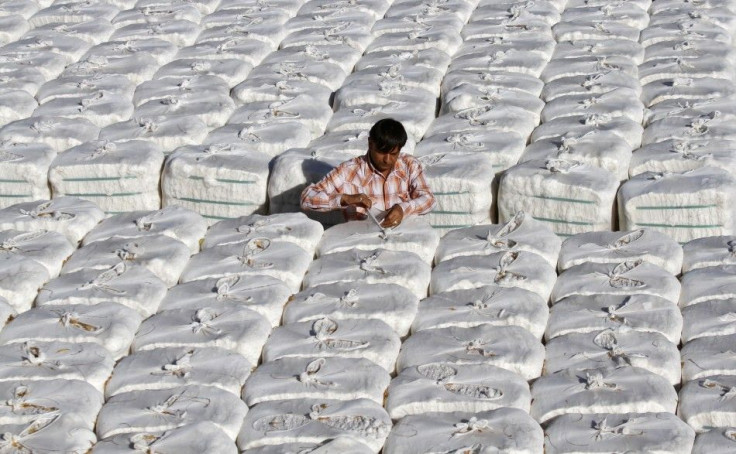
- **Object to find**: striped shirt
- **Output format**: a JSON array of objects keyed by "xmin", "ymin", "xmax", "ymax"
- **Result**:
[{"xmin": 300, "ymin": 153, "xmax": 436, "ymax": 220}]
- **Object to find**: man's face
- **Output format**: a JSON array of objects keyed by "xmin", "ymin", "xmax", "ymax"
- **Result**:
[{"xmin": 368, "ymin": 140, "xmax": 400, "ymax": 173}]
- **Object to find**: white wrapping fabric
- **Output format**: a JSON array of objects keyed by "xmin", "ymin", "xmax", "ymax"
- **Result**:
[
  {"xmin": 0, "ymin": 297, "xmax": 14, "ymax": 330},
  {"xmin": 283, "ymin": 282, "xmax": 419, "ymax": 336},
  {"xmin": 682, "ymin": 334, "xmax": 736, "ymax": 382},
  {"xmin": 105, "ymin": 346, "xmax": 252, "ymax": 398},
  {"xmin": 134, "ymin": 92, "xmax": 235, "ymax": 129},
  {"xmin": 682, "ymin": 299, "xmax": 736, "ymax": 342},
  {"xmin": 263, "ymin": 317, "xmax": 400, "ymax": 372},
  {"xmin": 0, "ymin": 415, "xmax": 96, "ymax": 454},
  {"xmin": 530, "ymin": 366, "xmax": 678, "ymax": 424},
  {"xmin": 0, "ymin": 89, "xmax": 35, "ymax": 124},
  {"xmin": 29, "ymin": 1, "xmax": 119, "ymax": 26},
  {"xmin": 154, "ymin": 58, "xmax": 253, "ymax": 88},
  {"xmin": 92, "ymin": 422, "xmax": 237, "ymax": 454},
  {"xmin": 36, "ymin": 74, "xmax": 135, "ymax": 105},
  {"xmin": 629, "ymin": 139, "xmax": 736, "ymax": 178},
  {"xmin": 231, "ymin": 77, "xmax": 333, "ymax": 105},
  {"xmin": 397, "ymin": 325, "xmax": 545, "ymax": 380},
  {"xmin": 386, "ymin": 363, "xmax": 531, "ymax": 419},
  {"xmin": 412, "ymin": 286, "xmax": 548, "ymax": 339},
  {"xmin": 0, "ymin": 229, "xmax": 73, "ymax": 278},
  {"xmin": 693, "ymin": 428, "xmax": 736, "ymax": 454},
  {"xmin": 682, "ymin": 235, "xmax": 736, "ymax": 272},
  {"xmin": 205, "ymin": 122, "xmax": 313, "ymax": 157},
  {"xmin": 680, "ymin": 265, "xmax": 736, "ymax": 308},
  {"xmin": 541, "ymin": 71, "xmax": 640, "ymax": 102},
  {"xmin": 133, "ymin": 75, "xmax": 228, "ymax": 107},
  {"xmin": 33, "ymin": 91, "xmax": 133, "ymax": 128},
  {"xmin": 228, "ymin": 97, "xmax": 330, "ymax": 140},
  {"xmin": 383, "ymin": 408, "xmax": 543, "ymax": 454},
  {"xmin": 132, "ymin": 304, "xmax": 271, "ymax": 364},
  {"xmin": 0, "ymin": 197, "xmax": 104, "ymax": 245},
  {"xmin": 0, "ymin": 142, "xmax": 55, "ymax": 208},
  {"xmin": 679, "ymin": 375, "xmax": 736, "ymax": 433},
  {"xmin": 0, "ymin": 116, "xmax": 99, "ymax": 152},
  {"xmin": 240, "ymin": 437, "xmax": 374, "ymax": 454},
  {"xmin": 415, "ymin": 131, "xmax": 526, "ymax": 173},
  {"xmin": 0, "ymin": 255, "xmax": 50, "ymax": 313},
  {"xmin": 83, "ymin": 38, "xmax": 178, "ymax": 67},
  {"xmin": 552, "ymin": 38, "xmax": 644, "ymax": 62},
  {"xmin": 99, "ymin": 116, "xmax": 208, "ymax": 154},
  {"xmin": 243, "ymin": 357, "xmax": 390, "ymax": 406}
]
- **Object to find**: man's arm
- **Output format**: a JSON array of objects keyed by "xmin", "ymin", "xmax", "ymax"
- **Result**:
[
  {"xmin": 397, "ymin": 157, "xmax": 436, "ymax": 216},
  {"xmin": 300, "ymin": 160, "xmax": 371, "ymax": 212}
]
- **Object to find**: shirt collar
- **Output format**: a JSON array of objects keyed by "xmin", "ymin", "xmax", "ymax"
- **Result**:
[{"xmin": 363, "ymin": 152, "xmax": 407, "ymax": 179}]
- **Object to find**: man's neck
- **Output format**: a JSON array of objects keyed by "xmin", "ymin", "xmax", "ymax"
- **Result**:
[{"xmin": 366, "ymin": 152, "xmax": 393, "ymax": 178}]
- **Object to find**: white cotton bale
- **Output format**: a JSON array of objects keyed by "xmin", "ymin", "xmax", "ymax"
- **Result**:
[
  {"xmin": 498, "ymin": 159, "xmax": 619, "ymax": 237},
  {"xmin": 279, "ymin": 25, "xmax": 374, "ymax": 53},
  {"xmin": 629, "ymin": 139, "xmax": 736, "ymax": 177},
  {"xmin": 231, "ymin": 77, "xmax": 332, "ymax": 104},
  {"xmin": 242, "ymin": 56, "xmax": 346, "ymax": 91},
  {"xmin": 99, "ymin": 116, "xmax": 208, "ymax": 154},
  {"xmin": 260, "ymin": 44, "xmax": 362, "ymax": 77},
  {"xmin": 386, "ymin": 364, "xmax": 531, "ymax": 420},
  {"xmin": 333, "ymin": 80, "xmax": 438, "ymax": 112},
  {"xmin": 540, "ymin": 88, "xmax": 643, "ymax": 124},
  {"xmin": 643, "ymin": 112, "xmax": 736, "ymax": 146},
  {"xmin": 531, "ymin": 366, "xmax": 678, "ymax": 424},
  {"xmin": 0, "ymin": 416, "xmax": 96, "ymax": 453},
  {"xmin": 36, "ymin": 262, "xmax": 168, "ymax": 318},
  {"xmin": 541, "ymin": 56, "xmax": 638, "ymax": 84},
  {"xmin": 356, "ymin": 47, "xmax": 451, "ymax": 73},
  {"xmin": 682, "ymin": 299, "xmax": 736, "ymax": 342},
  {"xmin": 552, "ymin": 20, "xmax": 641, "ymax": 42},
  {"xmin": 544, "ymin": 412, "xmax": 694, "ymax": 454},
  {"xmin": 618, "ymin": 168, "xmax": 736, "ymax": 243},
  {"xmin": 240, "ymin": 438, "xmax": 373, "ymax": 454},
  {"xmin": 679, "ymin": 375, "xmax": 736, "ymax": 433},
  {"xmin": 532, "ymin": 114, "xmax": 643, "ymax": 149},
  {"xmin": 0, "ymin": 51, "xmax": 66, "ymax": 81},
  {"xmin": 62, "ymin": 53, "xmax": 161, "ymax": 86},
  {"xmin": 639, "ymin": 22, "xmax": 731, "ymax": 49},
  {"xmin": 383, "ymin": 409, "xmax": 542, "ymax": 454},
  {"xmin": 0, "ymin": 197, "xmax": 104, "ymax": 244},
  {"xmin": 32, "ymin": 19, "xmax": 115, "ymax": 45},
  {"xmin": 297, "ymin": 0, "xmax": 389, "ymax": 19},
  {"xmin": 447, "ymin": 49, "xmax": 549, "ymax": 79},
  {"xmin": 36, "ymin": 74, "xmax": 134, "ymax": 105},
  {"xmin": 174, "ymin": 38, "xmax": 273, "ymax": 68},
  {"xmin": 441, "ymin": 84, "xmax": 544, "ymax": 121},
  {"xmin": 641, "ymin": 77, "xmax": 736, "ymax": 108},
  {"xmin": 303, "ymin": 248, "xmax": 431, "ymax": 299},
  {"xmin": 3, "ymin": 33, "xmax": 91, "ymax": 64},
  {"xmin": 364, "ymin": 29, "xmax": 463, "ymax": 56},
  {"xmin": 237, "ymin": 398, "xmax": 390, "ymax": 453},
  {"xmin": 547, "ymin": 294, "xmax": 682, "ymax": 343},
  {"xmin": 162, "ymin": 145, "xmax": 270, "ymax": 224},
  {"xmin": 0, "ymin": 67, "xmax": 46, "ymax": 96},
  {"xmin": 0, "ymin": 0, "xmax": 38, "ymax": 19},
  {"xmin": 425, "ymin": 106, "xmax": 538, "ymax": 141},
  {"xmin": 97, "ymin": 385, "xmax": 247, "ymax": 440},
  {"xmin": 644, "ymin": 40, "xmax": 734, "ymax": 66},
  {"xmin": 32, "ymin": 91, "xmax": 132, "ymax": 128},
  {"xmin": 133, "ymin": 92, "xmax": 235, "ymax": 129},
  {"xmin": 414, "ymin": 130, "xmax": 524, "ymax": 173},
  {"xmin": 0, "ymin": 142, "xmax": 54, "ymax": 208},
  {"xmin": 196, "ymin": 23, "xmax": 284, "ymax": 50},
  {"xmin": 552, "ymin": 260, "xmax": 681, "ymax": 304},
  {"xmin": 386, "ymin": 0, "xmax": 476, "ymax": 21},
  {"xmin": 0, "ymin": 229, "xmax": 74, "ymax": 278},
  {"xmin": 49, "ymin": 140, "xmax": 163, "ymax": 213},
  {"xmin": 0, "ymin": 116, "xmax": 99, "ymax": 153},
  {"xmin": 105, "ymin": 347, "xmax": 252, "ymax": 399},
  {"xmin": 422, "ymin": 210, "xmax": 492, "ymax": 233},
  {"xmin": 283, "ymin": 282, "xmax": 419, "ymax": 336},
  {"xmin": 680, "ymin": 265, "xmax": 736, "ymax": 308},
  {"xmin": 462, "ymin": 17, "xmax": 553, "ymax": 39},
  {"xmin": 435, "ymin": 211, "xmax": 561, "ymax": 267},
  {"xmin": 639, "ymin": 56, "xmax": 735, "ymax": 86},
  {"xmin": 179, "ymin": 239, "xmax": 311, "ymax": 292},
  {"xmin": 562, "ymin": 2, "xmax": 649, "ymax": 28},
  {"xmin": 134, "ymin": 72, "xmax": 228, "ymax": 105},
  {"xmin": 552, "ymin": 37, "xmax": 644, "ymax": 63},
  {"xmin": 111, "ymin": 4, "xmax": 202, "ymax": 28},
  {"xmin": 441, "ymin": 70, "xmax": 545, "ymax": 99},
  {"xmin": 0, "ymin": 89, "xmax": 36, "ymax": 125},
  {"xmin": 205, "ymin": 122, "xmax": 312, "ymax": 158},
  {"xmin": 29, "ymin": 1, "xmax": 119, "ymax": 26},
  {"xmin": 412, "ymin": 286, "xmax": 548, "ymax": 338},
  {"xmin": 93, "ymin": 422, "xmax": 237, "ymax": 454},
  {"xmin": 397, "ymin": 325, "xmax": 545, "ymax": 380},
  {"xmin": 473, "ymin": 0, "xmax": 560, "ymax": 24},
  {"xmin": 0, "ymin": 302, "xmax": 141, "ymax": 360},
  {"xmin": 372, "ymin": 16, "xmax": 463, "ymax": 39},
  {"xmin": 0, "ymin": 341, "xmax": 113, "ymax": 392},
  {"xmin": 153, "ymin": 58, "xmax": 253, "ymax": 88},
  {"xmin": 541, "ymin": 71, "xmax": 641, "ymax": 102},
  {"xmin": 227, "ymin": 95, "xmax": 333, "ymax": 139},
  {"xmin": 202, "ymin": 5, "xmax": 290, "ymax": 27},
  {"xmin": 644, "ymin": 96, "xmax": 736, "ymax": 127},
  {"xmin": 693, "ymin": 428, "xmax": 736, "ymax": 454},
  {"xmin": 682, "ymin": 235, "xmax": 736, "ymax": 272},
  {"xmin": 0, "ymin": 255, "xmax": 50, "ymax": 313},
  {"xmin": 682, "ymin": 334, "xmax": 736, "ymax": 382},
  {"xmin": 557, "ymin": 229, "xmax": 683, "ymax": 274},
  {"xmin": 83, "ymin": 38, "xmax": 178, "ymax": 67},
  {"xmin": 262, "ymin": 317, "xmax": 401, "ymax": 373},
  {"xmin": 244, "ymin": 357, "xmax": 389, "ymax": 406},
  {"xmin": 110, "ymin": 20, "xmax": 201, "ymax": 47},
  {"xmin": 339, "ymin": 63, "xmax": 445, "ymax": 101}
]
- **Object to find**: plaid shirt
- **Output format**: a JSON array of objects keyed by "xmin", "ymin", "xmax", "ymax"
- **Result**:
[{"xmin": 300, "ymin": 153, "xmax": 436, "ymax": 220}]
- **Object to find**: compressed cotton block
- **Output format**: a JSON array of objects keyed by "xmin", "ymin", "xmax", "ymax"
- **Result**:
[
  {"xmin": 154, "ymin": 58, "xmax": 253, "ymax": 88},
  {"xmin": 93, "ymin": 422, "xmax": 237, "ymax": 454},
  {"xmin": 441, "ymin": 83, "xmax": 543, "ymax": 121},
  {"xmin": 0, "ymin": 17, "xmax": 29, "ymax": 47},
  {"xmin": 412, "ymin": 286, "xmax": 548, "ymax": 339},
  {"xmin": 280, "ymin": 25, "xmax": 374, "ymax": 53},
  {"xmin": 303, "ymin": 248, "xmax": 431, "ymax": 299},
  {"xmin": 180, "ymin": 239, "xmax": 311, "ymax": 292},
  {"xmin": 244, "ymin": 357, "xmax": 390, "ymax": 406},
  {"xmin": 474, "ymin": 0, "xmax": 560, "ymax": 22},
  {"xmin": 533, "ymin": 114, "xmax": 643, "ymax": 149},
  {"xmin": 0, "ymin": 415, "xmax": 96, "ymax": 453},
  {"xmin": 619, "ymin": 168, "xmax": 736, "ymax": 243},
  {"xmin": 682, "ymin": 299, "xmax": 736, "ymax": 342},
  {"xmin": 0, "ymin": 255, "xmax": 50, "ymax": 313},
  {"xmin": 552, "ymin": 260, "xmax": 681, "ymax": 304},
  {"xmin": 237, "ymin": 398, "xmax": 391, "ymax": 452},
  {"xmin": 630, "ymin": 138, "xmax": 736, "ymax": 178},
  {"xmin": 545, "ymin": 329, "xmax": 681, "ymax": 384},
  {"xmin": 264, "ymin": 317, "xmax": 400, "ymax": 372},
  {"xmin": 682, "ymin": 334, "xmax": 736, "ymax": 382},
  {"xmin": 317, "ymin": 217, "xmax": 440, "ymax": 264},
  {"xmin": 0, "ymin": 51, "xmax": 66, "ymax": 81},
  {"xmin": 159, "ymin": 274, "xmax": 290, "ymax": 327},
  {"xmin": 0, "ymin": 230, "xmax": 73, "ymax": 278},
  {"xmin": 82, "ymin": 206, "xmax": 206, "ymax": 254},
  {"xmin": 205, "ymin": 122, "xmax": 312, "ymax": 158},
  {"xmin": 99, "ymin": 116, "xmax": 208, "ymax": 154},
  {"xmin": 552, "ymin": 38, "xmax": 644, "ymax": 62},
  {"xmin": 541, "ymin": 71, "xmax": 641, "ymax": 102},
  {"xmin": 37, "ymin": 262, "xmax": 168, "ymax": 318},
  {"xmin": 0, "ymin": 116, "xmax": 98, "ymax": 153},
  {"xmin": 545, "ymin": 412, "xmax": 695, "ymax": 454},
  {"xmin": 339, "ymin": 63, "xmax": 444, "ymax": 99},
  {"xmin": 203, "ymin": 212, "xmax": 324, "ymax": 255},
  {"xmin": 0, "ymin": 142, "xmax": 54, "ymax": 208},
  {"xmin": 449, "ymin": 49, "xmax": 549, "ymax": 79},
  {"xmin": 435, "ymin": 211, "xmax": 561, "ymax": 267},
  {"xmin": 227, "ymin": 96, "xmax": 333, "ymax": 140},
  {"xmin": 542, "ymin": 56, "xmax": 639, "ymax": 85},
  {"xmin": 384, "ymin": 408, "xmax": 542, "ymax": 453},
  {"xmin": 547, "ymin": 294, "xmax": 682, "ymax": 343},
  {"xmin": 0, "ymin": 89, "xmax": 35, "ymax": 124},
  {"xmin": 232, "ymin": 77, "xmax": 333, "ymax": 105},
  {"xmin": 29, "ymin": 1, "xmax": 119, "ymax": 26},
  {"xmin": 33, "ymin": 91, "xmax": 132, "ymax": 128},
  {"xmin": 540, "ymin": 88, "xmax": 644, "ymax": 125},
  {"xmin": 240, "ymin": 437, "xmax": 373, "ymax": 454},
  {"xmin": 558, "ymin": 229, "xmax": 683, "ymax": 274},
  {"xmin": 680, "ymin": 265, "xmax": 736, "ymax": 308},
  {"xmin": 112, "ymin": 4, "xmax": 202, "ymax": 27},
  {"xmin": 0, "ymin": 197, "xmax": 104, "ymax": 245},
  {"xmin": 110, "ymin": 20, "xmax": 200, "ymax": 47},
  {"xmin": 62, "ymin": 53, "xmax": 160, "ymax": 86},
  {"xmin": 132, "ymin": 305, "xmax": 270, "ymax": 364},
  {"xmin": 325, "ymin": 101, "xmax": 434, "ymax": 142},
  {"xmin": 0, "ymin": 297, "xmax": 14, "ymax": 330},
  {"xmin": 423, "ymin": 210, "xmax": 492, "ymax": 233},
  {"xmin": 133, "ymin": 75, "xmax": 228, "ymax": 107},
  {"xmin": 414, "ymin": 131, "xmax": 526, "ymax": 174},
  {"xmin": 397, "ymin": 325, "xmax": 545, "ymax": 380},
  {"xmin": 0, "ymin": 379, "xmax": 102, "ymax": 429},
  {"xmin": 682, "ymin": 235, "xmax": 736, "ymax": 272},
  {"xmin": 283, "ymin": 282, "xmax": 419, "ymax": 336},
  {"xmin": 0, "ymin": 302, "xmax": 141, "ymax": 360},
  {"xmin": 693, "ymin": 428, "xmax": 736, "ymax": 454},
  {"xmin": 32, "ymin": 18, "xmax": 115, "ymax": 45},
  {"xmin": 425, "ymin": 105, "xmax": 539, "ymax": 141},
  {"xmin": 386, "ymin": 363, "xmax": 531, "ymax": 419},
  {"xmin": 553, "ymin": 20, "xmax": 641, "ymax": 42},
  {"xmin": 639, "ymin": 56, "xmax": 735, "ymax": 87},
  {"xmin": 105, "ymin": 346, "xmax": 252, "ymax": 398},
  {"xmin": 640, "ymin": 21, "xmax": 731, "ymax": 48},
  {"xmin": 97, "ymin": 385, "xmax": 247, "ymax": 440},
  {"xmin": 530, "ymin": 366, "xmax": 678, "ymax": 424},
  {"xmin": 36, "ymin": 74, "xmax": 134, "ymax": 105},
  {"xmin": 249, "ymin": 54, "xmax": 348, "ymax": 92},
  {"xmin": 643, "ymin": 113, "xmax": 736, "ymax": 146},
  {"xmin": 430, "ymin": 251, "xmax": 557, "ymax": 301},
  {"xmin": 641, "ymin": 78, "xmax": 736, "ymax": 109},
  {"xmin": 134, "ymin": 93, "xmax": 234, "ymax": 129},
  {"xmin": 679, "ymin": 376, "xmax": 736, "ymax": 433},
  {"xmin": 498, "ymin": 159, "xmax": 618, "ymax": 237},
  {"xmin": 48, "ymin": 140, "xmax": 163, "ymax": 213},
  {"xmin": 83, "ymin": 38, "xmax": 178, "ymax": 67}
]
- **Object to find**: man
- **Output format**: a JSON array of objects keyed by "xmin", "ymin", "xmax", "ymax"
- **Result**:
[{"xmin": 300, "ymin": 118, "xmax": 435, "ymax": 228}]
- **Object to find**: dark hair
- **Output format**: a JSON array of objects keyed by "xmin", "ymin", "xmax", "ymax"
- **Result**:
[{"xmin": 369, "ymin": 118, "xmax": 407, "ymax": 152}]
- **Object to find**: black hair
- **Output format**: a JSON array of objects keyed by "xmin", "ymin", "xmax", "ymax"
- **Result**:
[{"xmin": 368, "ymin": 118, "xmax": 407, "ymax": 152}]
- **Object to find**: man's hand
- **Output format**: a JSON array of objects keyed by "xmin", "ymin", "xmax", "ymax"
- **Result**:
[
  {"xmin": 340, "ymin": 193, "xmax": 373, "ymax": 209},
  {"xmin": 381, "ymin": 204, "xmax": 404, "ymax": 228}
]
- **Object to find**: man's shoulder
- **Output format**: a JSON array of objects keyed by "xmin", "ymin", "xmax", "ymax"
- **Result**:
[{"xmin": 398, "ymin": 153, "xmax": 424, "ymax": 171}]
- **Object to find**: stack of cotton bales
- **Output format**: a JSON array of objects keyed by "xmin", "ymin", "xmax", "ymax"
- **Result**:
[
  {"xmin": 619, "ymin": 0, "xmax": 736, "ymax": 243},
  {"xmin": 499, "ymin": 0, "xmax": 648, "ymax": 237},
  {"xmin": 538, "ymin": 228, "xmax": 694, "ymax": 453},
  {"xmin": 678, "ymin": 235, "xmax": 736, "ymax": 443},
  {"xmin": 381, "ymin": 214, "xmax": 556, "ymax": 454}
]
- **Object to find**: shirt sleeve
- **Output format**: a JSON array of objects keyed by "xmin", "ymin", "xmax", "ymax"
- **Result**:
[
  {"xmin": 300, "ymin": 163, "xmax": 348, "ymax": 212},
  {"xmin": 397, "ymin": 157, "xmax": 436, "ymax": 216}
]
